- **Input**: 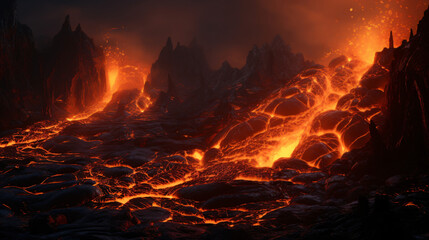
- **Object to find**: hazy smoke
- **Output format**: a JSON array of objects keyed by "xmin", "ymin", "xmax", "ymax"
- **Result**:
[{"xmin": 17, "ymin": 0, "xmax": 429, "ymax": 68}]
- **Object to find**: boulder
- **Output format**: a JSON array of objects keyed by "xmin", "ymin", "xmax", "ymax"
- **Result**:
[
  {"xmin": 272, "ymin": 158, "xmax": 310, "ymax": 171},
  {"xmin": 292, "ymin": 172, "xmax": 327, "ymax": 184},
  {"xmin": 102, "ymin": 167, "xmax": 133, "ymax": 178},
  {"xmin": 274, "ymin": 97, "xmax": 308, "ymax": 117}
]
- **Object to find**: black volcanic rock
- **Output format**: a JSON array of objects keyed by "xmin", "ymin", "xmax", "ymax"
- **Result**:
[
  {"xmin": 149, "ymin": 35, "xmax": 310, "ymax": 120},
  {"xmin": 242, "ymin": 35, "xmax": 309, "ymax": 89},
  {"xmin": 0, "ymin": 0, "xmax": 44, "ymax": 131},
  {"xmin": 384, "ymin": 7, "xmax": 429, "ymax": 171},
  {"xmin": 0, "ymin": 8, "xmax": 108, "ymax": 130},
  {"xmin": 145, "ymin": 37, "xmax": 211, "ymax": 99},
  {"xmin": 209, "ymin": 61, "xmax": 240, "ymax": 92},
  {"xmin": 45, "ymin": 16, "xmax": 107, "ymax": 116},
  {"xmin": 214, "ymin": 35, "xmax": 312, "ymax": 111}
]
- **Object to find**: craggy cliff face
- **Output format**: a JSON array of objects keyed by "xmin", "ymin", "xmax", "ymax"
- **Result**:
[
  {"xmin": 0, "ymin": 0, "xmax": 107, "ymax": 130},
  {"xmin": 45, "ymin": 16, "xmax": 106, "ymax": 116},
  {"xmin": 0, "ymin": 0, "xmax": 43, "ymax": 130}
]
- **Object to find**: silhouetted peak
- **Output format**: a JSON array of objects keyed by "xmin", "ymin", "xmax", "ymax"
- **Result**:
[
  {"xmin": 410, "ymin": 28, "xmax": 414, "ymax": 40},
  {"xmin": 249, "ymin": 45, "xmax": 259, "ymax": 55},
  {"xmin": 75, "ymin": 23, "xmax": 82, "ymax": 32},
  {"xmin": 159, "ymin": 37, "xmax": 174, "ymax": 58},
  {"xmin": 165, "ymin": 37, "xmax": 173, "ymax": 51},
  {"xmin": 73, "ymin": 23, "xmax": 91, "ymax": 41},
  {"xmin": 221, "ymin": 61, "xmax": 231, "ymax": 70},
  {"xmin": 417, "ymin": 7, "xmax": 429, "ymax": 38},
  {"xmin": 61, "ymin": 15, "xmax": 72, "ymax": 33},
  {"xmin": 389, "ymin": 31, "xmax": 394, "ymax": 49},
  {"xmin": 271, "ymin": 35, "xmax": 286, "ymax": 49}
]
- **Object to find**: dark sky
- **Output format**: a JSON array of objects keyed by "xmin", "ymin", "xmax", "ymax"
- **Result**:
[{"xmin": 17, "ymin": 0, "xmax": 429, "ymax": 69}]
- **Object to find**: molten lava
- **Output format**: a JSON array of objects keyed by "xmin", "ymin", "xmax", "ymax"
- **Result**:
[
  {"xmin": 0, "ymin": 2, "xmax": 424, "ymax": 230},
  {"xmin": 209, "ymin": 57, "xmax": 372, "ymax": 168},
  {"xmin": 0, "ymin": 43, "xmax": 399, "ymax": 227},
  {"xmin": 66, "ymin": 41, "xmax": 150, "ymax": 122}
]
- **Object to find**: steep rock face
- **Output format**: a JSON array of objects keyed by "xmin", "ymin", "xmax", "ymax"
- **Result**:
[
  {"xmin": 149, "ymin": 35, "xmax": 310, "ymax": 116},
  {"xmin": 146, "ymin": 35, "xmax": 311, "ymax": 146},
  {"xmin": 209, "ymin": 61, "xmax": 240, "ymax": 94},
  {"xmin": 226, "ymin": 35, "xmax": 312, "ymax": 108},
  {"xmin": 209, "ymin": 36, "xmax": 311, "ymax": 108},
  {"xmin": 145, "ymin": 38, "xmax": 211, "ymax": 100},
  {"xmin": 0, "ymin": 0, "xmax": 43, "ymax": 131},
  {"xmin": 241, "ymin": 35, "xmax": 308, "ymax": 89},
  {"xmin": 45, "ymin": 16, "xmax": 106, "ymax": 116},
  {"xmin": 384, "ymin": 8, "xmax": 429, "ymax": 168}
]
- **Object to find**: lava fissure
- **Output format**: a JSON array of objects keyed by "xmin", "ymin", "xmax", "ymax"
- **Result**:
[{"xmin": 1, "ymin": 1, "xmax": 429, "ymax": 239}]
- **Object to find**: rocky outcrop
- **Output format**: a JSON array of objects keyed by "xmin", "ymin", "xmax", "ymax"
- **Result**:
[
  {"xmin": 0, "ymin": 0, "xmax": 44, "ymax": 131},
  {"xmin": 148, "ymin": 36, "xmax": 311, "ymax": 117},
  {"xmin": 0, "ymin": 1, "xmax": 107, "ymax": 131},
  {"xmin": 144, "ymin": 38, "xmax": 211, "ymax": 100},
  {"xmin": 212, "ymin": 35, "xmax": 312, "ymax": 109},
  {"xmin": 241, "ymin": 35, "xmax": 309, "ymax": 89},
  {"xmin": 45, "ymin": 16, "xmax": 107, "ymax": 116},
  {"xmin": 384, "ymin": 8, "xmax": 429, "ymax": 170}
]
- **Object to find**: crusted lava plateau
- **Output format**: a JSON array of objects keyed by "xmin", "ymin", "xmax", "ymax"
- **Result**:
[{"xmin": 1, "ymin": 1, "xmax": 429, "ymax": 240}]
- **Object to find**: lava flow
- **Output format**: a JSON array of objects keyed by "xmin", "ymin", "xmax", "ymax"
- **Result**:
[
  {"xmin": 0, "ymin": 48, "xmax": 382, "ymax": 226},
  {"xmin": 1, "ymin": 1, "xmax": 429, "ymax": 239},
  {"xmin": 213, "ymin": 57, "xmax": 373, "ymax": 169}
]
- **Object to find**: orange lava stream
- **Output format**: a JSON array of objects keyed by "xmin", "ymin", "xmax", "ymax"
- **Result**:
[
  {"xmin": 0, "ymin": 45, "xmax": 150, "ymax": 153},
  {"xmin": 266, "ymin": 61, "xmax": 371, "ymax": 167},
  {"xmin": 209, "ymin": 58, "xmax": 371, "ymax": 169},
  {"xmin": 0, "ymin": 3, "xmax": 421, "ymax": 225}
]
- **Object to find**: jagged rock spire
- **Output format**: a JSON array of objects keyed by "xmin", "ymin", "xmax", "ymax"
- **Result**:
[
  {"xmin": 221, "ymin": 60, "xmax": 231, "ymax": 69},
  {"xmin": 272, "ymin": 35, "xmax": 285, "ymax": 47},
  {"xmin": 166, "ymin": 37, "xmax": 173, "ymax": 51},
  {"xmin": 389, "ymin": 31, "xmax": 394, "ymax": 49},
  {"xmin": 61, "ymin": 15, "xmax": 72, "ymax": 32},
  {"xmin": 410, "ymin": 28, "xmax": 414, "ymax": 40},
  {"xmin": 75, "ymin": 23, "xmax": 82, "ymax": 32}
]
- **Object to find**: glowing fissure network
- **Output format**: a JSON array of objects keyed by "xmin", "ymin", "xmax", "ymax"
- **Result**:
[
  {"xmin": 2, "ymin": 0, "xmax": 429, "ymax": 237},
  {"xmin": 211, "ymin": 57, "xmax": 374, "ymax": 168},
  {"xmin": 0, "ymin": 43, "xmax": 388, "ymax": 226},
  {"xmin": 0, "ymin": 4, "xmax": 397, "ymax": 224}
]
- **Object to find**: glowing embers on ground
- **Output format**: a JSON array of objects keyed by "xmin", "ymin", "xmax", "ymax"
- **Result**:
[
  {"xmin": 0, "ymin": 120, "xmax": 70, "ymax": 156},
  {"xmin": 210, "ymin": 56, "xmax": 376, "ymax": 169}
]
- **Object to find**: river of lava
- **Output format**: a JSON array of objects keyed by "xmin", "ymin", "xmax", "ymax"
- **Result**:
[
  {"xmin": 212, "ymin": 58, "xmax": 373, "ymax": 169},
  {"xmin": 0, "ymin": 55, "xmax": 380, "ymax": 226}
]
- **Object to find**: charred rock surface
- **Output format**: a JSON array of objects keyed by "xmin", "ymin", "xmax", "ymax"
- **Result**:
[
  {"xmin": 147, "ymin": 35, "xmax": 311, "ymax": 110},
  {"xmin": 384, "ymin": 8, "xmax": 429, "ymax": 172},
  {"xmin": 0, "ymin": 0, "xmax": 43, "ymax": 131},
  {"xmin": 0, "ymin": 1, "xmax": 107, "ymax": 132},
  {"xmin": 45, "ymin": 16, "xmax": 107, "ymax": 117},
  {"xmin": 145, "ymin": 35, "xmax": 313, "ymax": 146},
  {"xmin": 145, "ymin": 37, "xmax": 211, "ymax": 99}
]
